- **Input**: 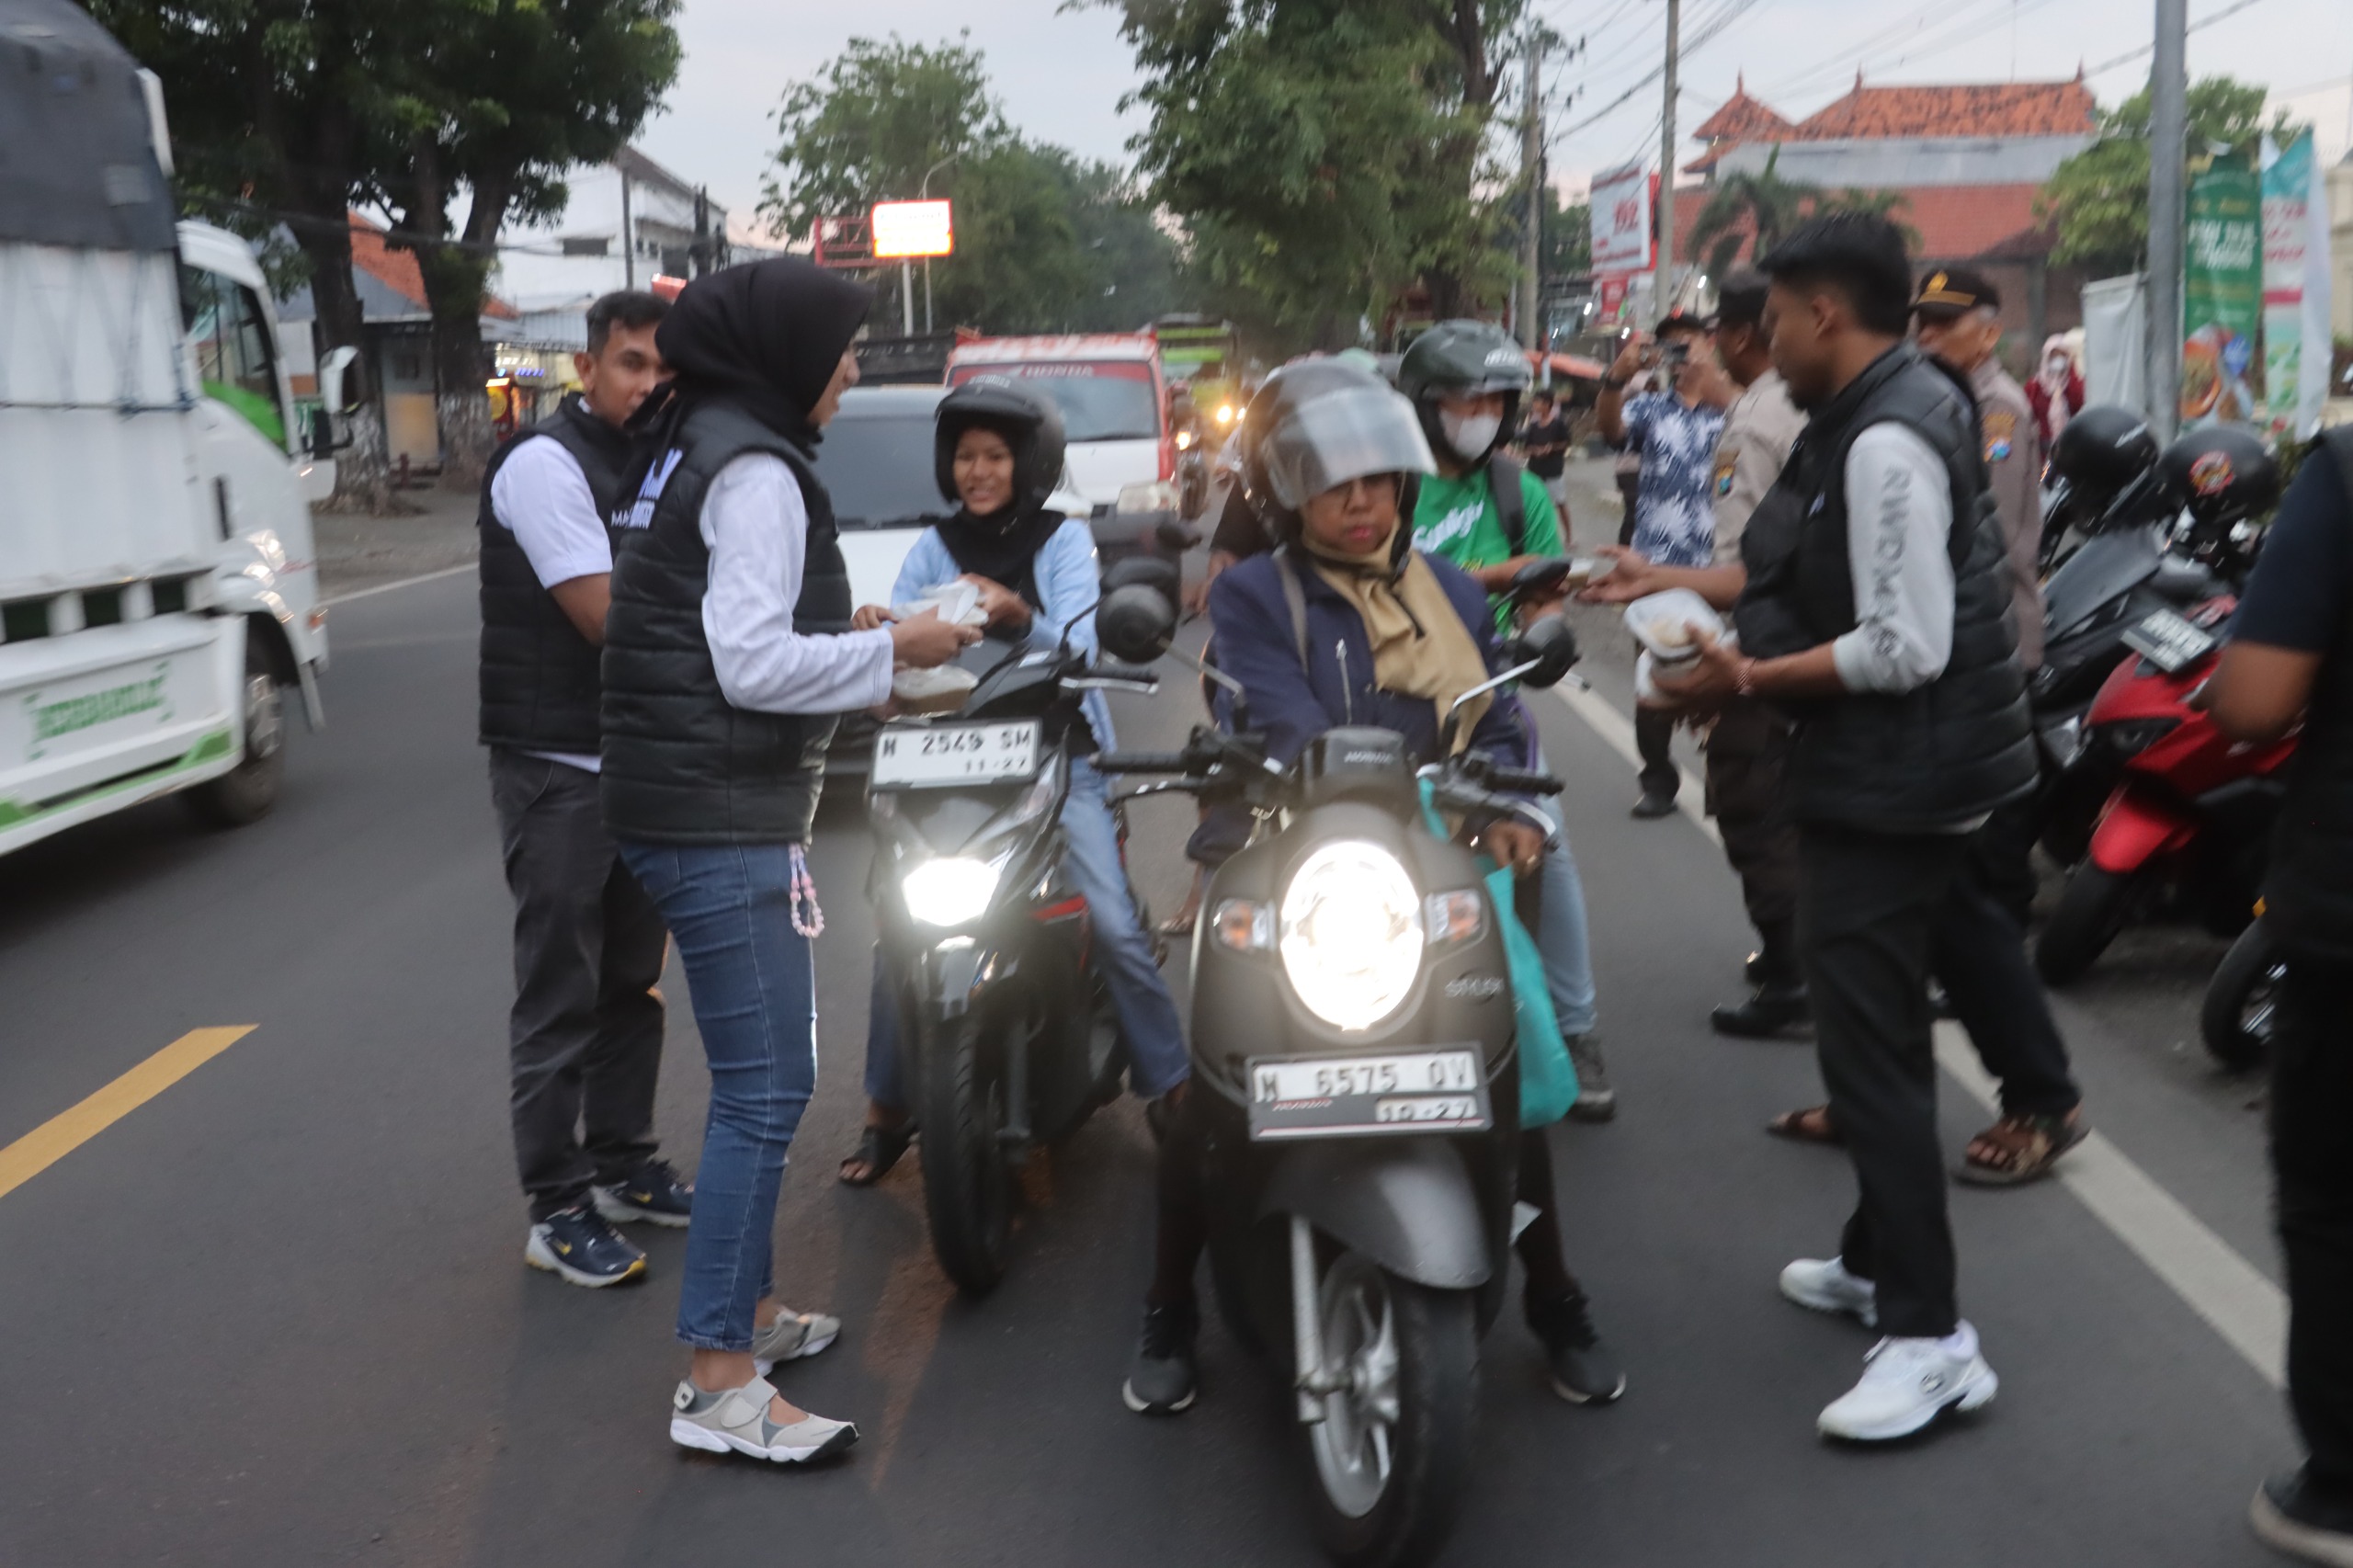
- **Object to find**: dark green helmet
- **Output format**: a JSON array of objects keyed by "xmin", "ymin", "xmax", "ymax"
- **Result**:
[{"xmin": 1397, "ymin": 318, "xmax": 1530, "ymax": 464}]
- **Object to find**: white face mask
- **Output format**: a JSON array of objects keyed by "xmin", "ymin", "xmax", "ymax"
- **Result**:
[{"xmin": 1439, "ymin": 406, "xmax": 1502, "ymax": 460}]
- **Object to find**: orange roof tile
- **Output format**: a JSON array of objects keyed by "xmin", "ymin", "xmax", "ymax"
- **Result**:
[
  {"xmin": 1788, "ymin": 76, "xmax": 2097, "ymax": 141},
  {"xmin": 347, "ymin": 211, "xmax": 520, "ymax": 320},
  {"xmin": 1693, "ymin": 76, "xmax": 1795, "ymax": 143},
  {"xmin": 1670, "ymin": 182, "xmax": 2054, "ymax": 266}
]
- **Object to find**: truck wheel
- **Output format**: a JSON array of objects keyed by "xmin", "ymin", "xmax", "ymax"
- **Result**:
[
  {"xmin": 1302, "ymin": 1251, "xmax": 1477, "ymax": 1568},
  {"xmin": 2034, "ymin": 864, "xmax": 2144, "ymax": 985},
  {"xmin": 2200, "ymin": 920, "xmax": 2286, "ymax": 1071},
  {"xmin": 184, "ymin": 646, "xmax": 284, "ymax": 828},
  {"xmin": 916, "ymin": 1007, "xmax": 1016, "ymax": 1296}
]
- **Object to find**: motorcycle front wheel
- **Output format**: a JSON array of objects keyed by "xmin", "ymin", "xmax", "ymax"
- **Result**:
[
  {"xmin": 916, "ymin": 1008, "xmax": 1016, "ymax": 1296},
  {"xmin": 2035, "ymin": 864, "xmax": 2148, "ymax": 984},
  {"xmin": 2200, "ymin": 919, "xmax": 2286, "ymax": 1071},
  {"xmin": 1302, "ymin": 1251, "xmax": 1477, "ymax": 1568}
]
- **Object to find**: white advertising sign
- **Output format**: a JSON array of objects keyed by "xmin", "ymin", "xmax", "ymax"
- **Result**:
[{"xmin": 1590, "ymin": 165, "xmax": 1653, "ymax": 273}]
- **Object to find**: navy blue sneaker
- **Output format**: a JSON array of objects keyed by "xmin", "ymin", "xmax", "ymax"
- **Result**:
[
  {"xmin": 595, "ymin": 1159, "xmax": 694, "ymax": 1229},
  {"xmin": 526, "ymin": 1203, "xmax": 647, "ymax": 1288}
]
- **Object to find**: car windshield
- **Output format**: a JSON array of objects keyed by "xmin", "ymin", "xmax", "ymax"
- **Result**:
[
  {"xmin": 811, "ymin": 409, "xmax": 954, "ymax": 530},
  {"xmin": 961, "ymin": 363, "xmax": 1160, "ymax": 443}
]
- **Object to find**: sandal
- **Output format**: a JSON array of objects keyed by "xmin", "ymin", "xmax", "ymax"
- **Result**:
[
  {"xmin": 838, "ymin": 1119, "xmax": 915, "ymax": 1187},
  {"xmin": 1956, "ymin": 1109, "xmax": 2086, "ymax": 1187},
  {"xmin": 1766, "ymin": 1104, "xmax": 1844, "ymax": 1145}
]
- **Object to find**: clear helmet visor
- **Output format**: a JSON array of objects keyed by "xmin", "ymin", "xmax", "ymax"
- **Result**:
[{"xmin": 1258, "ymin": 384, "xmax": 1436, "ymax": 510}]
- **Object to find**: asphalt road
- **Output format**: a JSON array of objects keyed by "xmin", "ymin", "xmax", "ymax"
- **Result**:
[{"xmin": 0, "ymin": 563, "xmax": 2305, "ymax": 1567}]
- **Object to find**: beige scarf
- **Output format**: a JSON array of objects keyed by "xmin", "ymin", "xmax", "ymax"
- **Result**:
[{"xmin": 1302, "ymin": 536, "xmax": 1494, "ymax": 752}]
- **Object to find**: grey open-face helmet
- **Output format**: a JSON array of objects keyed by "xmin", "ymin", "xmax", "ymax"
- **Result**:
[
  {"xmin": 1396, "ymin": 318, "xmax": 1532, "ymax": 463},
  {"xmin": 1239, "ymin": 358, "xmax": 1436, "ymax": 565}
]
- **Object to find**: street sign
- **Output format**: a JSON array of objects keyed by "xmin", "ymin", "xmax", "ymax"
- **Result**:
[
  {"xmin": 1590, "ymin": 164, "xmax": 1653, "ymax": 273},
  {"xmin": 871, "ymin": 199, "xmax": 953, "ymax": 259}
]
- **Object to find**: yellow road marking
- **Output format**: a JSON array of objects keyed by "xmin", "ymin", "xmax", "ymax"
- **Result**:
[{"xmin": 0, "ymin": 1027, "xmax": 256, "ymax": 1202}]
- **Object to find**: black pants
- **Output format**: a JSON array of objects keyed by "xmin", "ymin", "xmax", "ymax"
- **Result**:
[
  {"xmin": 1704, "ymin": 700, "xmax": 1798, "ymax": 955},
  {"xmin": 1615, "ymin": 472, "xmax": 1641, "ymax": 547},
  {"xmin": 1635, "ymin": 708, "xmax": 1679, "ymax": 802},
  {"xmin": 2274, "ymin": 956, "xmax": 2353, "ymax": 1496},
  {"xmin": 1799, "ymin": 822, "xmax": 2075, "ymax": 1337},
  {"xmin": 1933, "ymin": 825, "xmax": 2079, "ymax": 1119},
  {"xmin": 490, "ymin": 749, "xmax": 669, "ymax": 1221}
]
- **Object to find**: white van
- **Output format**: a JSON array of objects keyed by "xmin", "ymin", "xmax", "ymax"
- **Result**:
[{"xmin": 0, "ymin": 1, "xmax": 331, "ymax": 857}]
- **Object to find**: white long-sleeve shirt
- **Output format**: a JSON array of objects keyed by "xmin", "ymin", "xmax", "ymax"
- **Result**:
[
  {"xmin": 697, "ymin": 453, "xmax": 895, "ymax": 714},
  {"xmin": 1830, "ymin": 423, "xmax": 1956, "ymax": 697}
]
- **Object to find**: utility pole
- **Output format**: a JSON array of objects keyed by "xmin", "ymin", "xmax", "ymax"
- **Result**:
[
  {"xmin": 900, "ymin": 258, "xmax": 915, "ymax": 335},
  {"xmin": 1658, "ymin": 0, "xmax": 1680, "ymax": 312},
  {"xmin": 1522, "ymin": 30, "xmax": 1544, "ymax": 351},
  {"xmin": 618, "ymin": 161, "xmax": 634, "ymax": 290},
  {"xmin": 692, "ymin": 186, "xmax": 710, "ymax": 277},
  {"xmin": 2146, "ymin": 0, "xmax": 2188, "ymax": 438}
]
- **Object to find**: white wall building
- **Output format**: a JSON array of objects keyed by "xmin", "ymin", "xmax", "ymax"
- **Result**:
[{"xmin": 492, "ymin": 146, "xmax": 731, "ymax": 348}]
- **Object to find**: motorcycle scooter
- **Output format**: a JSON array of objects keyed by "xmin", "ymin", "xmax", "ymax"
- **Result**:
[
  {"xmin": 1097, "ymin": 587, "xmax": 1582, "ymax": 1568},
  {"xmin": 864, "ymin": 588, "xmax": 1167, "ymax": 1296},
  {"xmin": 2035, "ymin": 608, "xmax": 2297, "ymax": 984}
]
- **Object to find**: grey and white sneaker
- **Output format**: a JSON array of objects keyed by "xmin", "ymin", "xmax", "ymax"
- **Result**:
[
  {"xmin": 1816, "ymin": 1322, "xmax": 1997, "ymax": 1442},
  {"xmin": 1779, "ymin": 1255, "xmax": 1879, "ymax": 1328},
  {"xmin": 752, "ymin": 1308, "xmax": 841, "ymax": 1376},
  {"xmin": 1566, "ymin": 1035, "xmax": 1615, "ymax": 1121},
  {"xmin": 669, "ymin": 1376, "xmax": 858, "ymax": 1464}
]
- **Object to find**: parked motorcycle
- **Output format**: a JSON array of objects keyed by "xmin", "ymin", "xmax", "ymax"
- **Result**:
[
  {"xmin": 2201, "ymin": 911, "xmax": 2286, "ymax": 1070},
  {"xmin": 1097, "ymin": 594, "xmax": 1581, "ymax": 1568},
  {"xmin": 863, "ymin": 585, "xmax": 1167, "ymax": 1296}
]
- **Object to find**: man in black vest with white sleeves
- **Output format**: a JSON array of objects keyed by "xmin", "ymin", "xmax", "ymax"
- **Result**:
[
  {"xmin": 1645, "ymin": 215, "xmax": 2053, "ymax": 1443},
  {"xmin": 480, "ymin": 290, "xmax": 690, "ymax": 1290}
]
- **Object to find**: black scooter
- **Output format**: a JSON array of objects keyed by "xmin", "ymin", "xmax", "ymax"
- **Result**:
[
  {"xmin": 864, "ymin": 610, "xmax": 1163, "ymax": 1296},
  {"xmin": 1097, "ymin": 589, "xmax": 1580, "ymax": 1568}
]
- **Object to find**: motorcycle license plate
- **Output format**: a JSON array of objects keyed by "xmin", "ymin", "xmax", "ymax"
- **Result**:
[
  {"xmin": 870, "ymin": 720, "xmax": 1040, "ymax": 789},
  {"xmin": 2121, "ymin": 608, "xmax": 2216, "ymax": 675},
  {"xmin": 1245, "ymin": 1049, "xmax": 1491, "ymax": 1141}
]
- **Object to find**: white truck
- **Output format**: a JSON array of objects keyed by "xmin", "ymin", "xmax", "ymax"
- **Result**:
[{"xmin": 0, "ymin": 0, "xmax": 336, "ymax": 858}]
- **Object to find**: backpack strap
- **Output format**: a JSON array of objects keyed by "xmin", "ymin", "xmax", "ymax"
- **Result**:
[
  {"xmin": 1273, "ymin": 545, "xmax": 1312, "ymax": 670},
  {"xmin": 1488, "ymin": 451, "xmax": 1528, "ymax": 555}
]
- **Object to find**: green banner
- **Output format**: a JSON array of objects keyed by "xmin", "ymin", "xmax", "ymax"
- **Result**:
[{"xmin": 2181, "ymin": 151, "xmax": 2262, "ymax": 426}]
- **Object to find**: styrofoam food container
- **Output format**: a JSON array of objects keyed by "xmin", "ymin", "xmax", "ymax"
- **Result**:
[{"xmin": 1624, "ymin": 588, "xmax": 1723, "ymax": 664}]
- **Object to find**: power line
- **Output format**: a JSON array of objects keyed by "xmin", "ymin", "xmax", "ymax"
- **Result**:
[
  {"xmin": 1554, "ymin": 0, "xmax": 1768, "ymax": 141},
  {"xmin": 1765, "ymin": 0, "xmax": 2029, "ymax": 98},
  {"xmin": 2082, "ymin": 0, "xmax": 2277, "ymax": 79}
]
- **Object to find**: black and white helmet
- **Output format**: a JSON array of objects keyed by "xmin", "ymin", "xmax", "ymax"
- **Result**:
[{"xmin": 935, "ymin": 376, "xmax": 1067, "ymax": 511}]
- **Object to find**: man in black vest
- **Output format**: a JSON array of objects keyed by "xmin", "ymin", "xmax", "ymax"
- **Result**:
[
  {"xmin": 2206, "ymin": 426, "xmax": 2353, "ymax": 1564},
  {"xmin": 482, "ymin": 290, "xmax": 688, "ymax": 1290},
  {"xmin": 1648, "ymin": 215, "xmax": 2046, "ymax": 1442}
]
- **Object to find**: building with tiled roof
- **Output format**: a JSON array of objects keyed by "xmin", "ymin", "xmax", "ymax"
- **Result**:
[{"xmin": 1670, "ymin": 72, "xmax": 2105, "ymax": 359}]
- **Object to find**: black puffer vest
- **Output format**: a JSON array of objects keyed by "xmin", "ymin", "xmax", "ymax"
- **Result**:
[
  {"xmin": 477, "ymin": 397, "xmax": 631, "ymax": 753},
  {"xmin": 1734, "ymin": 344, "xmax": 2036, "ymax": 831},
  {"xmin": 2262, "ymin": 430, "xmax": 2353, "ymax": 960},
  {"xmin": 599, "ymin": 401, "xmax": 855, "ymax": 845}
]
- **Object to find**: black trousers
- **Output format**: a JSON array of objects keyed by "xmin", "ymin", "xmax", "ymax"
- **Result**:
[
  {"xmin": 1635, "ymin": 708, "xmax": 1680, "ymax": 801},
  {"xmin": 1798, "ymin": 822, "xmax": 2075, "ymax": 1337},
  {"xmin": 489, "ymin": 748, "xmax": 669, "ymax": 1221},
  {"xmin": 1703, "ymin": 699, "xmax": 1798, "ymax": 948},
  {"xmin": 2273, "ymin": 956, "xmax": 2353, "ymax": 1496},
  {"xmin": 1933, "ymin": 825, "xmax": 2079, "ymax": 1120}
]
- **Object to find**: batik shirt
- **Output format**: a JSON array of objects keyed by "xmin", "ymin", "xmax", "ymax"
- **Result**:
[{"xmin": 1620, "ymin": 391, "xmax": 1727, "ymax": 567}]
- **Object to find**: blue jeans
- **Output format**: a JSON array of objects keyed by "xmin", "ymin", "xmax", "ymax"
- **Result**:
[
  {"xmin": 618, "ymin": 842, "xmax": 819, "ymax": 1353},
  {"xmin": 865, "ymin": 756, "xmax": 1190, "ymax": 1108},
  {"xmin": 1529, "ymin": 781, "xmax": 1598, "ymax": 1038}
]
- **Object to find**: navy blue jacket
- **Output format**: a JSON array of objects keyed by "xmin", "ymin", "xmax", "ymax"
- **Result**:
[{"xmin": 1208, "ymin": 547, "xmax": 1540, "ymax": 774}]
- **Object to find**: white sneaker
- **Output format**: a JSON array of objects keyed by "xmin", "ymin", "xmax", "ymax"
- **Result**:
[
  {"xmin": 1779, "ymin": 1256, "xmax": 1879, "ymax": 1327},
  {"xmin": 1817, "ymin": 1322, "xmax": 1998, "ymax": 1442},
  {"xmin": 669, "ymin": 1376, "xmax": 858, "ymax": 1464}
]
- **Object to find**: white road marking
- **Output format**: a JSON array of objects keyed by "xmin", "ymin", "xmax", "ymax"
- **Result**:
[
  {"xmin": 322, "ymin": 563, "xmax": 473, "ymax": 606},
  {"xmin": 1545, "ymin": 681, "xmax": 2289, "ymax": 1389}
]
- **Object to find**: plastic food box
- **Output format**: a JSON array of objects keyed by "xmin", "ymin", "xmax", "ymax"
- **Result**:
[{"xmin": 1623, "ymin": 587, "xmax": 1723, "ymax": 665}]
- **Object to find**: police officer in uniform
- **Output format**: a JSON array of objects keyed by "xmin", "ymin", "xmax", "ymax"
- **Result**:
[
  {"xmin": 480, "ymin": 290, "xmax": 690, "ymax": 1290},
  {"xmin": 1646, "ymin": 215, "xmax": 2063, "ymax": 1441}
]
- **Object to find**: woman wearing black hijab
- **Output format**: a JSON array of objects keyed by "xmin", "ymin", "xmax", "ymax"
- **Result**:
[{"xmin": 599, "ymin": 258, "xmax": 977, "ymax": 1465}]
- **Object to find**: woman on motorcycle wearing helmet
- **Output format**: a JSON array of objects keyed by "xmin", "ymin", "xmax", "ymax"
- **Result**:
[
  {"xmin": 837, "ymin": 376, "xmax": 1190, "ymax": 1186},
  {"xmin": 1121, "ymin": 359, "xmax": 1625, "ymax": 1415}
]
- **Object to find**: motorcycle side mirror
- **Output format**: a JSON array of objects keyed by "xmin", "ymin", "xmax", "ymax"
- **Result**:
[
  {"xmin": 1503, "ymin": 614, "xmax": 1580, "ymax": 689},
  {"xmin": 1103, "ymin": 555, "xmax": 1181, "ymax": 601},
  {"xmin": 1097, "ymin": 583, "xmax": 1178, "ymax": 665},
  {"xmin": 1508, "ymin": 556, "xmax": 1574, "ymax": 600}
]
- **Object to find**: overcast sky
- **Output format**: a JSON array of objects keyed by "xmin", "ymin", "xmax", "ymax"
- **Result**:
[{"xmin": 635, "ymin": 0, "xmax": 2350, "ymax": 225}]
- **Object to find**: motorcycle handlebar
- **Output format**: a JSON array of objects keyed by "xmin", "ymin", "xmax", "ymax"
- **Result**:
[
  {"xmin": 1480, "ymin": 767, "xmax": 1566, "ymax": 796},
  {"xmin": 1093, "ymin": 751, "xmax": 1191, "ymax": 774}
]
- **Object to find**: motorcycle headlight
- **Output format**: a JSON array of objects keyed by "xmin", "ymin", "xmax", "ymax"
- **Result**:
[
  {"xmin": 902, "ymin": 853, "xmax": 1006, "ymax": 927},
  {"xmin": 2097, "ymin": 716, "xmax": 2181, "ymax": 756},
  {"xmin": 1279, "ymin": 841, "xmax": 1424, "ymax": 1030}
]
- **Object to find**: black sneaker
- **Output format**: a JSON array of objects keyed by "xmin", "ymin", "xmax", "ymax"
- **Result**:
[
  {"xmin": 1122, "ymin": 1300, "xmax": 1199, "ymax": 1415},
  {"xmin": 1527, "ymin": 1290, "xmax": 1626, "ymax": 1405},
  {"xmin": 526, "ymin": 1203, "xmax": 647, "ymax": 1288},
  {"xmin": 1631, "ymin": 790, "xmax": 1677, "ymax": 819},
  {"xmin": 1711, "ymin": 983, "xmax": 1811, "ymax": 1039},
  {"xmin": 2251, "ymin": 1467, "xmax": 2353, "ymax": 1565},
  {"xmin": 595, "ymin": 1158, "xmax": 694, "ymax": 1229}
]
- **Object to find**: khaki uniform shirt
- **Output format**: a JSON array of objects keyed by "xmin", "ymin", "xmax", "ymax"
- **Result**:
[
  {"xmin": 1972, "ymin": 357, "xmax": 2044, "ymax": 670},
  {"xmin": 1709, "ymin": 369, "xmax": 1805, "ymax": 567}
]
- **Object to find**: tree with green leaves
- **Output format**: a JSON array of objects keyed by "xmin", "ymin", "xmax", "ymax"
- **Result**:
[
  {"xmin": 757, "ymin": 34, "xmax": 1190, "ymax": 337},
  {"xmin": 1091, "ymin": 0, "xmax": 1528, "ymax": 348},
  {"xmin": 1687, "ymin": 147, "xmax": 1915, "ymax": 278},
  {"xmin": 379, "ymin": 0, "xmax": 681, "ymax": 487},
  {"xmin": 2038, "ymin": 76, "xmax": 2275, "ymax": 275}
]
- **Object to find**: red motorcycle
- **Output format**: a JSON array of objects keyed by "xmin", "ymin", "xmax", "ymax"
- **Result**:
[{"xmin": 2034, "ymin": 600, "xmax": 2298, "ymax": 983}]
